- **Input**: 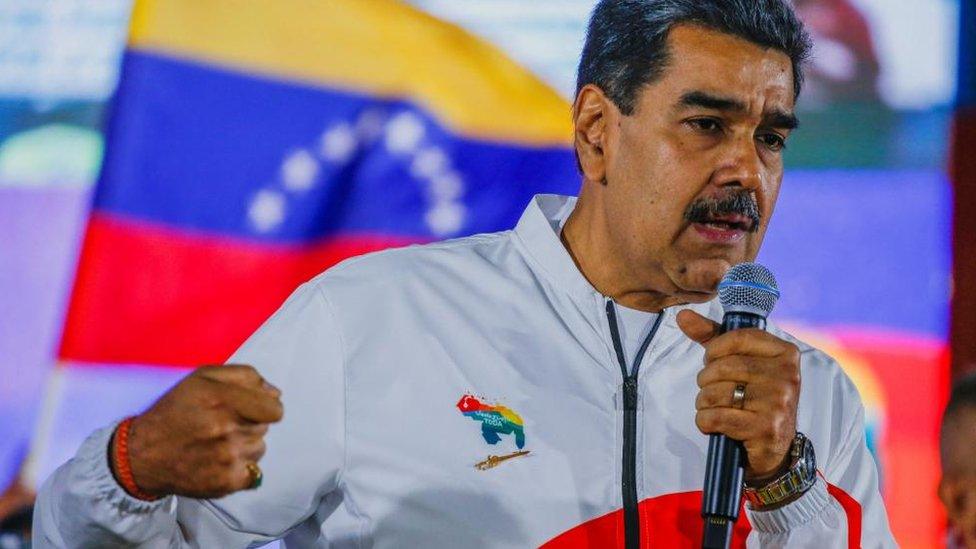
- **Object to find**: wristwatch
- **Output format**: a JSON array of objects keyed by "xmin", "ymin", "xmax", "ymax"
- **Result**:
[{"xmin": 743, "ymin": 432, "xmax": 817, "ymax": 509}]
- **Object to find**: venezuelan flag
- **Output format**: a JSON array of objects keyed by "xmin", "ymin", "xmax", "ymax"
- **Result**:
[
  {"xmin": 33, "ymin": 0, "xmax": 577, "ymax": 483},
  {"xmin": 60, "ymin": 0, "xmax": 577, "ymax": 366}
]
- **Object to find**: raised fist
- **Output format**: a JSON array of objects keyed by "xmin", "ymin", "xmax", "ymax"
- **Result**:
[{"xmin": 117, "ymin": 364, "xmax": 284, "ymax": 499}]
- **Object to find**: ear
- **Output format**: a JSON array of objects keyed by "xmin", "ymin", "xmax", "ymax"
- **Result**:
[
  {"xmin": 939, "ymin": 477, "xmax": 958, "ymax": 516},
  {"xmin": 573, "ymin": 84, "xmax": 614, "ymax": 185},
  {"xmin": 940, "ymin": 475, "xmax": 973, "ymax": 523}
]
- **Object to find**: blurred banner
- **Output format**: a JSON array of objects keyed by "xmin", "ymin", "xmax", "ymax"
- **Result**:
[{"xmin": 1, "ymin": 1, "xmax": 958, "ymax": 547}]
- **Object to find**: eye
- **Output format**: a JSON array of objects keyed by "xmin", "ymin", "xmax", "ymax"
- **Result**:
[
  {"xmin": 758, "ymin": 132, "xmax": 787, "ymax": 152},
  {"xmin": 686, "ymin": 117, "xmax": 722, "ymax": 133}
]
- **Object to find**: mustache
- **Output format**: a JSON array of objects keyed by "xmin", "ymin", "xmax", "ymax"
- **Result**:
[{"xmin": 683, "ymin": 192, "xmax": 761, "ymax": 233}]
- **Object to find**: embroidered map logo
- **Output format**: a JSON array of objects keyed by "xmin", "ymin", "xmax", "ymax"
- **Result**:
[{"xmin": 457, "ymin": 394, "xmax": 526, "ymax": 449}]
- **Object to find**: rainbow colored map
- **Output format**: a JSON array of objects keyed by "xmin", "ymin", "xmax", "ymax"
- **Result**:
[{"xmin": 457, "ymin": 394, "xmax": 526, "ymax": 449}]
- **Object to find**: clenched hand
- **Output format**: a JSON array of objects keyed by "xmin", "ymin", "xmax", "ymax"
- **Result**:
[{"xmin": 119, "ymin": 364, "xmax": 283, "ymax": 499}]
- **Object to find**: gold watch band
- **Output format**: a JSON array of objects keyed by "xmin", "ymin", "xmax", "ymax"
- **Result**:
[{"xmin": 743, "ymin": 432, "xmax": 816, "ymax": 508}]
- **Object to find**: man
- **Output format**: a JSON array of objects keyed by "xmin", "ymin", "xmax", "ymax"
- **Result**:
[
  {"xmin": 940, "ymin": 373, "xmax": 976, "ymax": 548},
  {"xmin": 34, "ymin": 0, "xmax": 895, "ymax": 546}
]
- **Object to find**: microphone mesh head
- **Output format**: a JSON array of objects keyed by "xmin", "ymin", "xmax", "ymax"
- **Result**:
[{"xmin": 718, "ymin": 263, "xmax": 780, "ymax": 318}]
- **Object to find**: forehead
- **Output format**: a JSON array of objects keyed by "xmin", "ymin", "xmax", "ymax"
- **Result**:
[
  {"xmin": 945, "ymin": 405, "xmax": 976, "ymax": 435},
  {"xmin": 648, "ymin": 24, "xmax": 796, "ymax": 112},
  {"xmin": 942, "ymin": 406, "xmax": 976, "ymax": 466}
]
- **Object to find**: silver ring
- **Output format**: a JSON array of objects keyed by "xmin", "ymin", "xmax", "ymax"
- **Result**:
[{"xmin": 731, "ymin": 384, "xmax": 747, "ymax": 410}]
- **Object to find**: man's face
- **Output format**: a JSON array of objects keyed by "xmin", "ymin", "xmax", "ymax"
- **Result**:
[
  {"xmin": 598, "ymin": 25, "xmax": 797, "ymax": 301},
  {"xmin": 941, "ymin": 407, "xmax": 976, "ymax": 548}
]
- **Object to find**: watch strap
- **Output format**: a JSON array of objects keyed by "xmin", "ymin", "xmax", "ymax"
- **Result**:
[{"xmin": 743, "ymin": 433, "xmax": 816, "ymax": 508}]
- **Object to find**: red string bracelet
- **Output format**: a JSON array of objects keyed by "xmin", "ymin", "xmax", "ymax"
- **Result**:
[{"xmin": 109, "ymin": 417, "xmax": 161, "ymax": 502}]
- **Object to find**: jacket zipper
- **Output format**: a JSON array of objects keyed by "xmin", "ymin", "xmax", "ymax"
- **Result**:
[{"xmin": 606, "ymin": 300, "xmax": 665, "ymax": 549}]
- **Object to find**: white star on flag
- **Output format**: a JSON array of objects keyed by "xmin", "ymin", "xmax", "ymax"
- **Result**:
[
  {"xmin": 248, "ymin": 189, "xmax": 286, "ymax": 233},
  {"xmin": 248, "ymin": 106, "xmax": 469, "ymax": 237},
  {"xmin": 281, "ymin": 149, "xmax": 319, "ymax": 191}
]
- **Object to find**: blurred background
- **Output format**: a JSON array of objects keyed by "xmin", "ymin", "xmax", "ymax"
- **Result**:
[{"xmin": 0, "ymin": 0, "xmax": 970, "ymax": 547}]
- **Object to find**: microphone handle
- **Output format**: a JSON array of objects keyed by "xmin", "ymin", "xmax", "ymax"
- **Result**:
[{"xmin": 701, "ymin": 312, "xmax": 766, "ymax": 549}]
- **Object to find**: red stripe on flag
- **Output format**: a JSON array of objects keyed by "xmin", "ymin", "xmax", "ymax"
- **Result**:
[
  {"xmin": 826, "ymin": 482, "xmax": 862, "ymax": 548},
  {"xmin": 59, "ymin": 213, "xmax": 421, "ymax": 366}
]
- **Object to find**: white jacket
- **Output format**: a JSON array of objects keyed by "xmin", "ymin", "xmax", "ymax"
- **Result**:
[{"xmin": 34, "ymin": 194, "xmax": 895, "ymax": 548}]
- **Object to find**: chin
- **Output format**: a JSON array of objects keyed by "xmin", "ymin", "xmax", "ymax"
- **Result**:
[{"xmin": 669, "ymin": 258, "xmax": 736, "ymax": 295}]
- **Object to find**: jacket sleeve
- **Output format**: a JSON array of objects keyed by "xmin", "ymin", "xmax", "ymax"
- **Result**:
[
  {"xmin": 743, "ymin": 369, "xmax": 896, "ymax": 548},
  {"xmin": 32, "ymin": 281, "xmax": 346, "ymax": 548}
]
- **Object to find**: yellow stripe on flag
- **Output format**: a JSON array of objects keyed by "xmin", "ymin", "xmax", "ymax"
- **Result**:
[{"xmin": 128, "ymin": 0, "xmax": 573, "ymax": 146}]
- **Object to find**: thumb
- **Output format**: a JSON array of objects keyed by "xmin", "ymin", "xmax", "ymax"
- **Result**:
[{"xmin": 676, "ymin": 309, "xmax": 721, "ymax": 346}]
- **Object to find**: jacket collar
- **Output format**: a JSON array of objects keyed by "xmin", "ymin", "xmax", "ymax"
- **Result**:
[
  {"xmin": 512, "ymin": 194, "xmax": 720, "ymax": 324},
  {"xmin": 513, "ymin": 194, "xmax": 599, "ymax": 301}
]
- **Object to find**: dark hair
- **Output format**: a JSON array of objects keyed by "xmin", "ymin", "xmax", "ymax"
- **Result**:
[
  {"xmin": 944, "ymin": 373, "xmax": 976, "ymax": 421},
  {"xmin": 576, "ymin": 0, "xmax": 812, "ymax": 115}
]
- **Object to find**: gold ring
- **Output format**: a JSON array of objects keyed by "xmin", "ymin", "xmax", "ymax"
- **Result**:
[
  {"xmin": 245, "ymin": 462, "xmax": 263, "ymax": 490},
  {"xmin": 731, "ymin": 384, "xmax": 747, "ymax": 410}
]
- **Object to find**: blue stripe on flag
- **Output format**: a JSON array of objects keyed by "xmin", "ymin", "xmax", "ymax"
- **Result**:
[{"xmin": 95, "ymin": 51, "xmax": 578, "ymax": 242}]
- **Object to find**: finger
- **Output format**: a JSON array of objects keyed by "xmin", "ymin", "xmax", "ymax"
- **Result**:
[
  {"xmin": 695, "ymin": 408, "xmax": 761, "ymax": 440},
  {"xmin": 198, "ymin": 364, "xmax": 266, "ymax": 389},
  {"xmin": 261, "ymin": 380, "xmax": 282, "ymax": 399},
  {"xmin": 696, "ymin": 381, "xmax": 751, "ymax": 410},
  {"xmin": 238, "ymin": 422, "xmax": 270, "ymax": 438},
  {"xmin": 676, "ymin": 309, "xmax": 721, "ymax": 345},
  {"xmin": 696, "ymin": 381, "xmax": 790, "ymax": 415},
  {"xmin": 191, "ymin": 465, "xmax": 241, "ymax": 499},
  {"xmin": 238, "ymin": 437, "xmax": 268, "ymax": 463},
  {"xmin": 697, "ymin": 355, "xmax": 769, "ymax": 387},
  {"xmin": 223, "ymin": 384, "xmax": 284, "ymax": 424},
  {"xmin": 214, "ymin": 365, "xmax": 282, "ymax": 398},
  {"xmin": 703, "ymin": 329, "xmax": 797, "ymax": 363},
  {"xmin": 229, "ymin": 460, "xmax": 262, "ymax": 493}
]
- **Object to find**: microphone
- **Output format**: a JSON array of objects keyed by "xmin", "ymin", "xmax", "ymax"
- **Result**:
[{"xmin": 700, "ymin": 263, "xmax": 780, "ymax": 549}]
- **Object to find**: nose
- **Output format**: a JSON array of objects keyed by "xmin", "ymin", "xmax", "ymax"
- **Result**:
[{"xmin": 713, "ymin": 135, "xmax": 763, "ymax": 192}]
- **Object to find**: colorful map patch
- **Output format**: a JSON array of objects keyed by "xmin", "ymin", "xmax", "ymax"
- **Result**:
[{"xmin": 456, "ymin": 394, "xmax": 526, "ymax": 449}]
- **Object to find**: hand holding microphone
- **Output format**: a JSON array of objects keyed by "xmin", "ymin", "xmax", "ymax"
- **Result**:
[
  {"xmin": 677, "ymin": 310, "xmax": 800, "ymax": 480},
  {"xmin": 676, "ymin": 264, "xmax": 803, "ymax": 547}
]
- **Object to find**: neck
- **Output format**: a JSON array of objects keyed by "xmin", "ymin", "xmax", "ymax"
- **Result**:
[{"xmin": 560, "ymin": 187, "xmax": 686, "ymax": 313}]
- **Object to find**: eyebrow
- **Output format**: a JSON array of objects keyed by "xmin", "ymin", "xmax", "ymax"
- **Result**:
[
  {"xmin": 677, "ymin": 90, "xmax": 799, "ymax": 130},
  {"xmin": 765, "ymin": 110, "xmax": 800, "ymax": 130},
  {"xmin": 679, "ymin": 91, "xmax": 747, "ymax": 112}
]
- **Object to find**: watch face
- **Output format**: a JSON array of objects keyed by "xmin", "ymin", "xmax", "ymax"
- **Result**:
[
  {"xmin": 744, "ymin": 433, "xmax": 818, "ymax": 508},
  {"xmin": 798, "ymin": 435, "xmax": 817, "ymax": 478}
]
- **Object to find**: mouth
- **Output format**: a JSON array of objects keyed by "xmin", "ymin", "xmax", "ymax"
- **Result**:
[
  {"xmin": 682, "ymin": 191, "xmax": 761, "ymax": 246},
  {"xmin": 691, "ymin": 214, "xmax": 754, "ymax": 243}
]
